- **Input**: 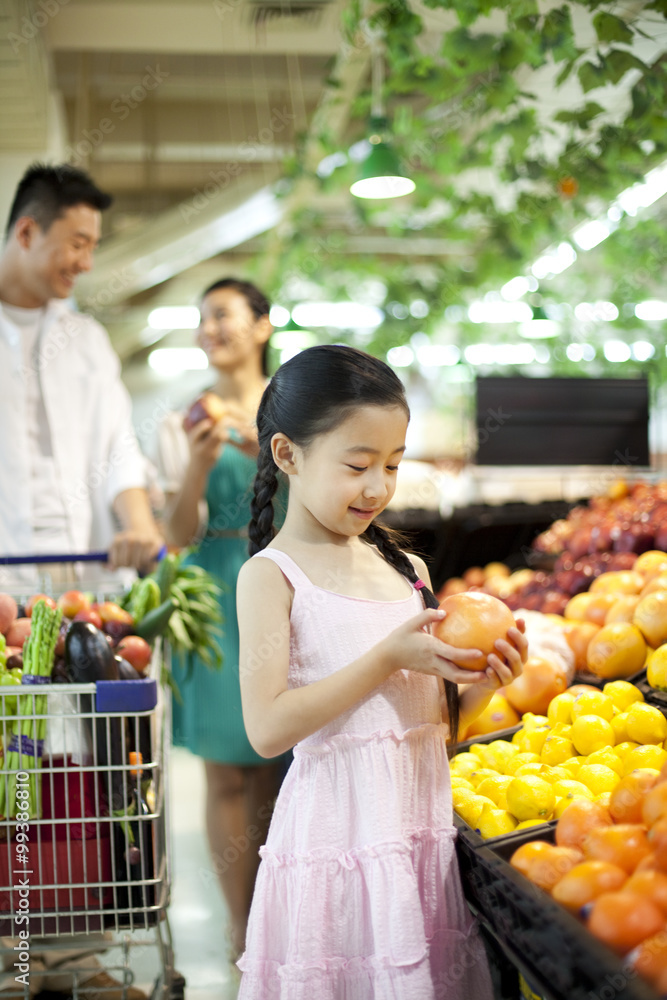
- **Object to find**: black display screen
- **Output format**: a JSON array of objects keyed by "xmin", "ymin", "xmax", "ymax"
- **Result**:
[{"xmin": 475, "ymin": 376, "xmax": 650, "ymax": 466}]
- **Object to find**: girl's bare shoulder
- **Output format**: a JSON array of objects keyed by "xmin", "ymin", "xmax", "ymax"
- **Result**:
[{"xmin": 237, "ymin": 551, "xmax": 294, "ymax": 605}]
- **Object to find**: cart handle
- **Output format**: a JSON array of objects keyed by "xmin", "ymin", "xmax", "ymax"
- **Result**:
[{"xmin": 0, "ymin": 545, "xmax": 168, "ymax": 566}]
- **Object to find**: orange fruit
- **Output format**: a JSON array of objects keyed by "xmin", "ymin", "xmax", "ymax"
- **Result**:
[
  {"xmin": 648, "ymin": 817, "xmax": 667, "ymax": 870},
  {"xmin": 555, "ymin": 798, "xmax": 612, "ymax": 850},
  {"xmin": 564, "ymin": 623, "xmax": 601, "ymax": 671},
  {"xmin": 635, "ymin": 551, "xmax": 667, "ymax": 581},
  {"xmin": 628, "ymin": 931, "xmax": 667, "ymax": 988},
  {"xmin": 567, "ymin": 683, "xmax": 604, "ymax": 698},
  {"xmin": 435, "ymin": 592, "xmax": 516, "ymax": 671},
  {"xmin": 642, "ymin": 783, "xmax": 667, "ymax": 828},
  {"xmin": 634, "ymin": 592, "xmax": 667, "ymax": 648},
  {"xmin": 609, "ymin": 770, "xmax": 659, "ymax": 824},
  {"xmin": 647, "ymin": 645, "xmax": 667, "ymax": 693},
  {"xmin": 582, "ymin": 823, "xmax": 652, "ymax": 873},
  {"xmin": 509, "ymin": 840, "xmax": 554, "ymax": 879},
  {"xmin": 588, "ymin": 891, "xmax": 665, "ymax": 954},
  {"xmin": 639, "ymin": 574, "xmax": 667, "ymax": 599},
  {"xmin": 504, "ymin": 657, "xmax": 569, "ymax": 716},
  {"xmin": 590, "ymin": 571, "xmax": 645, "ymax": 595},
  {"xmin": 565, "ymin": 593, "xmax": 596, "ymax": 622},
  {"xmin": 526, "ymin": 844, "xmax": 584, "ymax": 892},
  {"xmin": 624, "ymin": 869, "xmax": 667, "ymax": 915},
  {"xmin": 605, "ymin": 595, "xmax": 642, "ymax": 625},
  {"xmin": 464, "ymin": 692, "xmax": 520, "ymax": 737},
  {"xmin": 584, "ymin": 594, "xmax": 622, "ymax": 627},
  {"xmin": 586, "ymin": 622, "xmax": 647, "ymax": 679},
  {"xmin": 552, "ymin": 859, "xmax": 627, "ymax": 913}
]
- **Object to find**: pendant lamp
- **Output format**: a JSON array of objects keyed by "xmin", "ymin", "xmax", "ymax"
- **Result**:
[{"xmin": 350, "ymin": 41, "xmax": 415, "ymax": 200}]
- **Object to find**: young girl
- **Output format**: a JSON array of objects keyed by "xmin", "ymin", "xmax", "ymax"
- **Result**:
[{"xmin": 236, "ymin": 345, "xmax": 527, "ymax": 999}]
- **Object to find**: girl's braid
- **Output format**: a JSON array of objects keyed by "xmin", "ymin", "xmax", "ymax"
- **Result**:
[
  {"xmin": 248, "ymin": 446, "xmax": 279, "ymax": 556},
  {"xmin": 364, "ymin": 521, "xmax": 460, "ymax": 745}
]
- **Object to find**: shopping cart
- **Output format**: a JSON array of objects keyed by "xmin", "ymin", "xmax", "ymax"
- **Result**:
[{"xmin": 0, "ymin": 554, "xmax": 183, "ymax": 1000}]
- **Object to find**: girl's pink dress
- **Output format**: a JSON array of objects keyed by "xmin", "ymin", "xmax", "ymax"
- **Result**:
[{"xmin": 237, "ymin": 549, "xmax": 493, "ymax": 1000}]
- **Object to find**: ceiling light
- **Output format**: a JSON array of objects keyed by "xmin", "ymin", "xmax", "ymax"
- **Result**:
[
  {"xmin": 291, "ymin": 302, "xmax": 383, "ymax": 329},
  {"xmin": 269, "ymin": 305, "xmax": 290, "ymax": 327},
  {"xmin": 148, "ymin": 348, "xmax": 208, "ymax": 375},
  {"xmin": 416, "ymin": 344, "xmax": 460, "ymax": 366},
  {"xmin": 350, "ymin": 133, "xmax": 416, "ymax": 199},
  {"xmin": 350, "ymin": 37, "xmax": 415, "ymax": 201},
  {"xmin": 468, "ymin": 301, "xmax": 533, "ymax": 323},
  {"xmin": 147, "ymin": 306, "xmax": 200, "ymax": 330},
  {"xmin": 574, "ymin": 301, "xmax": 619, "ymax": 322},
  {"xmin": 464, "ymin": 343, "xmax": 535, "ymax": 365},
  {"xmin": 387, "ymin": 345, "xmax": 414, "ymax": 367},
  {"xmin": 531, "ymin": 242, "xmax": 577, "ymax": 278},
  {"xmin": 500, "ymin": 276, "xmax": 532, "ymax": 301},
  {"xmin": 603, "ymin": 340, "xmax": 631, "ymax": 362},
  {"xmin": 272, "ymin": 330, "xmax": 317, "ymax": 350},
  {"xmin": 635, "ymin": 300, "xmax": 667, "ymax": 321},
  {"xmin": 632, "ymin": 341, "xmax": 655, "ymax": 361},
  {"xmin": 572, "ymin": 220, "xmax": 610, "ymax": 251},
  {"xmin": 615, "ymin": 161, "xmax": 667, "ymax": 216}
]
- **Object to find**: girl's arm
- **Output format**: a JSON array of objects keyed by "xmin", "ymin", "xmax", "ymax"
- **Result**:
[{"xmin": 237, "ymin": 556, "xmax": 485, "ymax": 759}]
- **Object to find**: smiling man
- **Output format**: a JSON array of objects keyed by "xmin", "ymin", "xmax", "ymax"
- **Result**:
[{"xmin": 0, "ymin": 163, "xmax": 163, "ymax": 582}]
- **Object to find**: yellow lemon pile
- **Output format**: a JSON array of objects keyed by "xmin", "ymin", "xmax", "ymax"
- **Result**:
[{"xmin": 451, "ymin": 680, "xmax": 667, "ymax": 838}]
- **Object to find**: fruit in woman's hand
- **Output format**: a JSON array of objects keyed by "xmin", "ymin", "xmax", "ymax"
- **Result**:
[
  {"xmin": 25, "ymin": 593, "xmax": 56, "ymax": 616},
  {"xmin": 57, "ymin": 590, "xmax": 90, "ymax": 618},
  {"xmin": 116, "ymin": 636, "xmax": 152, "ymax": 674},
  {"xmin": 183, "ymin": 391, "xmax": 226, "ymax": 431},
  {"xmin": 434, "ymin": 591, "xmax": 516, "ymax": 671},
  {"xmin": 5, "ymin": 618, "xmax": 31, "ymax": 648},
  {"xmin": 0, "ymin": 594, "xmax": 18, "ymax": 635}
]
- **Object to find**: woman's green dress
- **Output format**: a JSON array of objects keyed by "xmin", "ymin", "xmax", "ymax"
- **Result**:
[{"xmin": 171, "ymin": 444, "xmax": 273, "ymax": 765}]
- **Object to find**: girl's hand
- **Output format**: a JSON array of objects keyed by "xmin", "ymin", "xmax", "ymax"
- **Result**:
[
  {"xmin": 480, "ymin": 619, "xmax": 528, "ymax": 692},
  {"xmin": 382, "ymin": 609, "xmax": 488, "ymax": 686},
  {"xmin": 185, "ymin": 416, "xmax": 227, "ymax": 472},
  {"xmin": 219, "ymin": 400, "xmax": 260, "ymax": 458}
]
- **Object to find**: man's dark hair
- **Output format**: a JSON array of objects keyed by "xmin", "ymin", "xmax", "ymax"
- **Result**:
[{"xmin": 5, "ymin": 163, "xmax": 113, "ymax": 236}]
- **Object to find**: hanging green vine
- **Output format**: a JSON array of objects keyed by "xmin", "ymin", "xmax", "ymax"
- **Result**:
[{"xmin": 251, "ymin": 0, "xmax": 667, "ymax": 375}]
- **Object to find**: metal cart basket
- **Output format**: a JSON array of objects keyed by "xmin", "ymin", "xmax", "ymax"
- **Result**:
[{"xmin": 0, "ymin": 556, "xmax": 181, "ymax": 1000}]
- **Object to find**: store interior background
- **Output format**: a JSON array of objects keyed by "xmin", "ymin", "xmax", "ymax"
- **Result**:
[{"xmin": 1, "ymin": 3, "xmax": 667, "ymax": 991}]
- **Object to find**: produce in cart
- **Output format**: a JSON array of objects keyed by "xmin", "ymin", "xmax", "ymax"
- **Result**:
[{"xmin": 0, "ymin": 599, "xmax": 62, "ymax": 819}]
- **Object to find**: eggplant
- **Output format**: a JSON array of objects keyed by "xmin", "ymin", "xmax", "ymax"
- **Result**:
[
  {"xmin": 65, "ymin": 622, "xmax": 127, "ymax": 811},
  {"xmin": 65, "ymin": 622, "xmax": 119, "ymax": 682},
  {"xmin": 115, "ymin": 656, "xmax": 142, "ymax": 681},
  {"xmin": 6, "ymin": 652, "xmax": 23, "ymax": 672}
]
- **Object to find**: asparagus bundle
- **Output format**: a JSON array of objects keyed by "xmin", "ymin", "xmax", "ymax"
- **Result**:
[{"xmin": 0, "ymin": 600, "xmax": 62, "ymax": 819}]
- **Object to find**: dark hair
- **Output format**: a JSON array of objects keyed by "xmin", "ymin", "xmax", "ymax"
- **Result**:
[
  {"xmin": 201, "ymin": 277, "xmax": 271, "ymax": 376},
  {"xmin": 248, "ymin": 344, "xmax": 460, "ymax": 741},
  {"xmin": 5, "ymin": 163, "xmax": 113, "ymax": 236}
]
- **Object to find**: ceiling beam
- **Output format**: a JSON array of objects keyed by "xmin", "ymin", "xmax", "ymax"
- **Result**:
[{"xmin": 46, "ymin": 1, "xmax": 344, "ymax": 56}]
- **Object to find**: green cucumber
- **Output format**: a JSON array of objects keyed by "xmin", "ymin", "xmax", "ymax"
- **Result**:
[{"xmin": 134, "ymin": 598, "xmax": 176, "ymax": 643}]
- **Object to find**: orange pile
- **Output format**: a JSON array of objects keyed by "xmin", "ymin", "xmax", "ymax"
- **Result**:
[{"xmin": 510, "ymin": 759, "xmax": 667, "ymax": 993}]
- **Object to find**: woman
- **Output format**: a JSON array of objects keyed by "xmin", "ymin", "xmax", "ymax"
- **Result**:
[{"xmin": 156, "ymin": 278, "xmax": 286, "ymax": 962}]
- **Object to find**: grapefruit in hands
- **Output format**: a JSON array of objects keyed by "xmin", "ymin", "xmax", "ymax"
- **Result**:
[{"xmin": 434, "ymin": 591, "xmax": 516, "ymax": 672}]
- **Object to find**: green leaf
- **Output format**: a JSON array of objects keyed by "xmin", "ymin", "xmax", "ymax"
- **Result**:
[
  {"xmin": 554, "ymin": 102, "xmax": 605, "ymax": 128},
  {"xmin": 577, "ymin": 59, "xmax": 608, "ymax": 93},
  {"xmin": 605, "ymin": 48, "xmax": 648, "ymax": 85},
  {"xmin": 593, "ymin": 12, "xmax": 634, "ymax": 45}
]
